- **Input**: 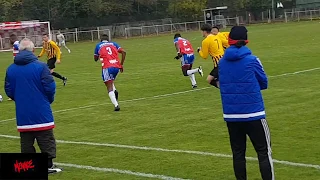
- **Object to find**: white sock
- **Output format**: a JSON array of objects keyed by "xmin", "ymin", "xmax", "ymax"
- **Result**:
[
  {"xmin": 113, "ymin": 84, "xmax": 116, "ymax": 91},
  {"xmin": 64, "ymin": 45, "xmax": 70, "ymax": 51},
  {"xmin": 108, "ymin": 91, "xmax": 119, "ymax": 107},
  {"xmin": 187, "ymin": 68, "xmax": 199, "ymax": 75},
  {"xmin": 189, "ymin": 74, "xmax": 197, "ymax": 85}
]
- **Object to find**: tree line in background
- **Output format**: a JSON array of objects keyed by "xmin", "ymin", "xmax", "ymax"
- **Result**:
[{"xmin": 0, "ymin": 0, "xmax": 295, "ymax": 29}]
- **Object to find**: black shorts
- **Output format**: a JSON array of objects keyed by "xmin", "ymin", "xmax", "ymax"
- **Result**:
[
  {"xmin": 209, "ymin": 66, "xmax": 219, "ymax": 79},
  {"xmin": 47, "ymin": 58, "xmax": 56, "ymax": 70}
]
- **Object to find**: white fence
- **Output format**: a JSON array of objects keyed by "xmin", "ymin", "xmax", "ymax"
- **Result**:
[
  {"xmin": 124, "ymin": 18, "xmax": 239, "ymax": 38},
  {"xmin": 55, "ymin": 18, "xmax": 240, "ymax": 42},
  {"xmin": 285, "ymin": 9, "xmax": 320, "ymax": 22},
  {"xmin": 52, "ymin": 28, "xmax": 111, "ymax": 43}
]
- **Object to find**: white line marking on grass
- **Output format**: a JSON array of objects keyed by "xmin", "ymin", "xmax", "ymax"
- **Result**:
[
  {"xmin": 53, "ymin": 97, "xmax": 148, "ymax": 114},
  {"xmin": 1, "ymin": 67, "xmax": 319, "ymax": 123},
  {"xmin": 153, "ymin": 87, "xmax": 211, "ymax": 98},
  {"xmin": 0, "ymin": 87, "xmax": 208, "ymax": 123},
  {"xmin": 0, "ymin": 118, "xmax": 16, "ymax": 123},
  {"xmin": 55, "ymin": 162, "xmax": 190, "ymax": 180},
  {"xmin": 269, "ymin": 67, "xmax": 320, "ymax": 78},
  {"xmin": 0, "ymin": 134, "xmax": 319, "ymax": 170}
]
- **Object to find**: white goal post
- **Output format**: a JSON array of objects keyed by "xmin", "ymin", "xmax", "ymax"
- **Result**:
[{"xmin": 0, "ymin": 21, "xmax": 51, "ymax": 52}]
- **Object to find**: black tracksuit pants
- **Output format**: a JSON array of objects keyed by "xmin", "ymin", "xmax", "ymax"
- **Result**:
[
  {"xmin": 227, "ymin": 119, "xmax": 275, "ymax": 180},
  {"xmin": 20, "ymin": 129, "xmax": 56, "ymax": 168}
]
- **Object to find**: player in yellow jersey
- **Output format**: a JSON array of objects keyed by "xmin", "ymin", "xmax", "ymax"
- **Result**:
[
  {"xmin": 38, "ymin": 34, "xmax": 68, "ymax": 86},
  {"xmin": 212, "ymin": 26, "xmax": 230, "ymax": 49},
  {"xmin": 197, "ymin": 24, "xmax": 224, "ymax": 87}
]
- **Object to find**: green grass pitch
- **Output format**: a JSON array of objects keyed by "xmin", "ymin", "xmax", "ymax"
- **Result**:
[{"xmin": 0, "ymin": 21, "xmax": 320, "ymax": 180}]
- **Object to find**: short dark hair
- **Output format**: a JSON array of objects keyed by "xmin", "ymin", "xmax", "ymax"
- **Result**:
[
  {"xmin": 201, "ymin": 24, "xmax": 212, "ymax": 33},
  {"xmin": 9, "ymin": 34, "xmax": 17, "ymax": 43},
  {"xmin": 101, "ymin": 34, "xmax": 109, "ymax": 41},
  {"xmin": 174, "ymin": 33, "xmax": 181, "ymax": 39},
  {"xmin": 235, "ymin": 41, "xmax": 247, "ymax": 48},
  {"xmin": 42, "ymin": 34, "xmax": 49, "ymax": 37},
  {"xmin": 212, "ymin": 26, "xmax": 220, "ymax": 31}
]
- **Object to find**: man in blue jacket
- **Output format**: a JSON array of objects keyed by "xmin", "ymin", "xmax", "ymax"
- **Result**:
[
  {"xmin": 217, "ymin": 26, "xmax": 274, "ymax": 180},
  {"xmin": 5, "ymin": 38, "xmax": 62, "ymax": 174}
]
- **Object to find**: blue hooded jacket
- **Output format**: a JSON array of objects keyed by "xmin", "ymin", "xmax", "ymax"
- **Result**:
[
  {"xmin": 218, "ymin": 46, "xmax": 268, "ymax": 122},
  {"xmin": 5, "ymin": 50, "xmax": 56, "ymax": 132}
]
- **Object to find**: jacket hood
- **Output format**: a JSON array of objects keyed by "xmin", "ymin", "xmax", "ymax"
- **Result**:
[
  {"xmin": 14, "ymin": 50, "xmax": 38, "ymax": 65},
  {"xmin": 224, "ymin": 46, "xmax": 252, "ymax": 61}
]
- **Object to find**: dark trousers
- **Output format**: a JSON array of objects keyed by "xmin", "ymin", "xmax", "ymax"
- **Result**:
[
  {"xmin": 227, "ymin": 119, "xmax": 274, "ymax": 180},
  {"xmin": 20, "ymin": 129, "xmax": 56, "ymax": 168}
]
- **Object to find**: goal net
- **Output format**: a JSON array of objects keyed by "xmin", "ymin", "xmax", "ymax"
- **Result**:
[{"xmin": 0, "ymin": 21, "xmax": 51, "ymax": 52}]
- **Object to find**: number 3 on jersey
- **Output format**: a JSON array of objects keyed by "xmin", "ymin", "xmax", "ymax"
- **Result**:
[{"xmin": 106, "ymin": 47, "xmax": 112, "ymax": 55}]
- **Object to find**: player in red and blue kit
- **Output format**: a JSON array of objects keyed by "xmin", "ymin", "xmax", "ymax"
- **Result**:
[
  {"xmin": 94, "ymin": 34, "xmax": 126, "ymax": 111},
  {"xmin": 7, "ymin": 34, "xmax": 20, "ymax": 101},
  {"xmin": 174, "ymin": 33, "xmax": 203, "ymax": 89},
  {"xmin": 10, "ymin": 34, "xmax": 19, "ymax": 57}
]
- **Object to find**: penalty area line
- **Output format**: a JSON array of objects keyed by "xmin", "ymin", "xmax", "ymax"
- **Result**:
[
  {"xmin": 0, "ymin": 87, "xmax": 210, "ymax": 123},
  {"xmin": 1, "ymin": 67, "xmax": 319, "ymax": 123},
  {"xmin": 55, "ymin": 162, "xmax": 190, "ymax": 180},
  {"xmin": 0, "ymin": 134, "xmax": 319, "ymax": 170}
]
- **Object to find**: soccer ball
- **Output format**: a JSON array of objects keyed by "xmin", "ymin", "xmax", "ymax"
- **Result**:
[{"xmin": 0, "ymin": 94, "xmax": 3, "ymax": 102}]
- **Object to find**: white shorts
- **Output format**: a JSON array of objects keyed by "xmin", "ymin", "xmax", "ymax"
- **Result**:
[{"xmin": 58, "ymin": 41, "xmax": 66, "ymax": 46}]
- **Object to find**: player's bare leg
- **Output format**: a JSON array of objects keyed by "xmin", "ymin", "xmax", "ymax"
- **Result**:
[
  {"xmin": 50, "ymin": 69, "xmax": 68, "ymax": 86},
  {"xmin": 207, "ymin": 75, "xmax": 214, "ymax": 84},
  {"xmin": 63, "ymin": 44, "xmax": 71, "ymax": 53},
  {"xmin": 105, "ymin": 81, "xmax": 120, "ymax": 111},
  {"xmin": 182, "ymin": 65, "xmax": 203, "ymax": 89}
]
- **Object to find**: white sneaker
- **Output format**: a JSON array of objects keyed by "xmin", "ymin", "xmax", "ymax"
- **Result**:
[
  {"xmin": 68, "ymin": 49, "xmax": 71, "ymax": 53},
  {"xmin": 198, "ymin": 66, "xmax": 204, "ymax": 77},
  {"xmin": 48, "ymin": 165, "xmax": 62, "ymax": 174}
]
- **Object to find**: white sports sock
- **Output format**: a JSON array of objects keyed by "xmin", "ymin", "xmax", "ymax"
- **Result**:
[
  {"xmin": 64, "ymin": 45, "xmax": 70, "ymax": 51},
  {"xmin": 189, "ymin": 74, "xmax": 197, "ymax": 86},
  {"xmin": 108, "ymin": 91, "xmax": 119, "ymax": 107},
  {"xmin": 187, "ymin": 68, "xmax": 199, "ymax": 75}
]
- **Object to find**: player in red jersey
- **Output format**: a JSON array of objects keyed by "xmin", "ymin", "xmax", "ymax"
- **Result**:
[
  {"xmin": 174, "ymin": 33, "xmax": 203, "ymax": 88},
  {"xmin": 94, "ymin": 34, "xmax": 126, "ymax": 111}
]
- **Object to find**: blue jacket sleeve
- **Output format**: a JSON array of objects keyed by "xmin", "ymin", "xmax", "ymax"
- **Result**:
[
  {"xmin": 253, "ymin": 57, "xmax": 268, "ymax": 90},
  {"xmin": 41, "ymin": 66, "xmax": 56, "ymax": 103},
  {"xmin": 4, "ymin": 70, "xmax": 14, "ymax": 100}
]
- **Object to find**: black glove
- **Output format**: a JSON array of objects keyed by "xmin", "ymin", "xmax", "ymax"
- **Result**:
[{"xmin": 174, "ymin": 53, "xmax": 182, "ymax": 60}]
